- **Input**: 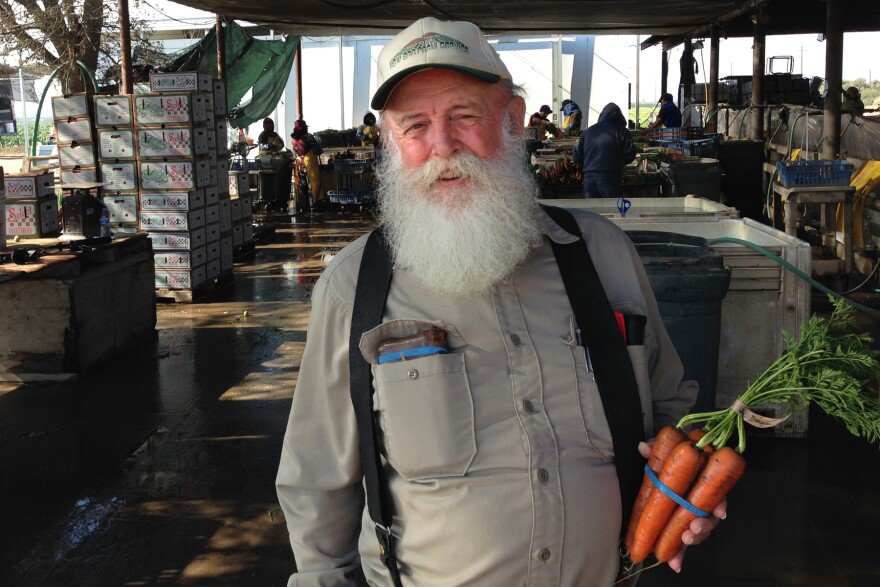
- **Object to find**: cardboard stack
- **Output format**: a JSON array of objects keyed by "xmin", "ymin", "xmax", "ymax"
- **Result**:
[
  {"xmin": 0, "ymin": 166, "xmax": 5, "ymax": 249},
  {"xmin": 133, "ymin": 72, "xmax": 239, "ymax": 291},
  {"xmin": 95, "ymin": 95, "xmax": 139, "ymax": 233},
  {"xmin": 3, "ymin": 170, "xmax": 60, "ymax": 239}
]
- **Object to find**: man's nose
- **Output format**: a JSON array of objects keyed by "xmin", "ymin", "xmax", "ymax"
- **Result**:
[{"xmin": 430, "ymin": 120, "xmax": 460, "ymax": 159}]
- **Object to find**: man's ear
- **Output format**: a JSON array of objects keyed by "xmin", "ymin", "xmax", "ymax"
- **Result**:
[{"xmin": 508, "ymin": 95, "xmax": 527, "ymax": 129}]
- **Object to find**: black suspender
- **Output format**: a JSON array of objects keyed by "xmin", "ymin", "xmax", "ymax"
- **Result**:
[
  {"xmin": 541, "ymin": 205, "xmax": 646, "ymax": 541},
  {"xmin": 349, "ymin": 207, "xmax": 645, "ymax": 583},
  {"xmin": 349, "ymin": 227, "xmax": 403, "ymax": 587}
]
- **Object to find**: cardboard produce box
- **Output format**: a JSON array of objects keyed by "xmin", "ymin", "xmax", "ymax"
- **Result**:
[
  {"xmin": 134, "ymin": 94, "xmax": 207, "ymax": 126},
  {"xmin": 55, "ymin": 117, "xmax": 94, "ymax": 145},
  {"xmin": 102, "ymin": 194, "xmax": 138, "ymax": 225},
  {"xmin": 139, "ymin": 208, "xmax": 205, "ymax": 232},
  {"xmin": 137, "ymin": 127, "xmax": 209, "ymax": 159},
  {"xmin": 51, "ymin": 93, "xmax": 91, "ymax": 120},
  {"xmin": 149, "ymin": 72, "xmax": 213, "ymax": 93},
  {"xmin": 4, "ymin": 171, "xmax": 55, "ymax": 200},
  {"xmin": 154, "ymin": 247, "xmax": 207, "ymax": 270},
  {"xmin": 59, "ymin": 143, "xmax": 97, "ymax": 168},
  {"xmin": 94, "ymin": 95, "xmax": 134, "ymax": 127},
  {"xmin": 100, "ymin": 162, "xmax": 138, "ymax": 192},
  {"xmin": 148, "ymin": 228, "xmax": 206, "ymax": 251},
  {"xmin": 155, "ymin": 266, "xmax": 207, "ymax": 290},
  {"xmin": 5, "ymin": 196, "xmax": 60, "ymax": 238},
  {"xmin": 60, "ymin": 166, "xmax": 98, "ymax": 186},
  {"xmin": 98, "ymin": 129, "xmax": 137, "ymax": 160},
  {"xmin": 139, "ymin": 190, "xmax": 205, "ymax": 211},
  {"xmin": 140, "ymin": 160, "xmax": 210, "ymax": 191}
]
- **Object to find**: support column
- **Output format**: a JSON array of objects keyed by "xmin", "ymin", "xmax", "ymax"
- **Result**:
[
  {"xmin": 750, "ymin": 19, "xmax": 765, "ymax": 140},
  {"xmin": 216, "ymin": 15, "xmax": 226, "ymax": 80},
  {"xmin": 661, "ymin": 50, "xmax": 668, "ymax": 97},
  {"xmin": 707, "ymin": 26, "xmax": 720, "ymax": 133},
  {"xmin": 823, "ymin": 0, "xmax": 843, "ymax": 159},
  {"xmin": 294, "ymin": 44, "xmax": 303, "ymax": 120},
  {"xmin": 118, "ymin": 0, "xmax": 133, "ymax": 93}
]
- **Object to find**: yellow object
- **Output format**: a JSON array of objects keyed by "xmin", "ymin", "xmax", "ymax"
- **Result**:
[{"xmin": 837, "ymin": 160, "xmax": 880, "ymax": 248}]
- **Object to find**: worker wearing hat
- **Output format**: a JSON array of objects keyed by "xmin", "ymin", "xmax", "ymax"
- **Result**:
[
  {"xmin": 290, "ymin": 119, "xmax": 324, "ymax": 214},
  {"xmin": 277, "ymin": 17, "xmax": 715, "ymax": 587}
]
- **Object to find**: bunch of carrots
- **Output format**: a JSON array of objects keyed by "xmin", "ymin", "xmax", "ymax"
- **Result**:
[{"xmin": 624, "ymin": 297, "xmax": 880, "ymax": 571}]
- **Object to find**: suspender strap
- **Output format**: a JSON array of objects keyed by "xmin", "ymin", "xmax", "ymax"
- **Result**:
[
  {"xmin": 541, "ymin": 205, "xmax": 646, "ymax": 538},
  {"xmin": 349, "ymin": 227, "xmax": 404, "ymax": 587}
]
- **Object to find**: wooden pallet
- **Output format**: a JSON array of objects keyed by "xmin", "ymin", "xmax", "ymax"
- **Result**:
[{"xmin": 155, "ymin": 271, "xmax": 234, "ymax": 303}]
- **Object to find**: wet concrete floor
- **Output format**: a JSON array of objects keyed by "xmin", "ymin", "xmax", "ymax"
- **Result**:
[{"xmin": 0, "ymin": 209, "xmax": 878, "ymax": 586}]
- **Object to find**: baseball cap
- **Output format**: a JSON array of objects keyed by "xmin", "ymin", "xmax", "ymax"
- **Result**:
[
  {"xmin": 371, "ymin": 17, "xmax": 512, "ymax": 110},
  {"xmin": 539, "ymin": 104, "xmax": 552, "ymax": 114}
]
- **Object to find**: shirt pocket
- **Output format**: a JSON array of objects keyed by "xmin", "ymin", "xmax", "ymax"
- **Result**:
[
  {"xmin": 568, "ymin": 342, "xmax": 616, "ymax": 463},
  {"xmin": 361, "ymin": 320, "xmax": 475, "ymax": 482}
]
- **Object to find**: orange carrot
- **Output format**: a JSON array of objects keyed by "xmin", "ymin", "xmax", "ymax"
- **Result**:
[
  {"xmin": 652, "ymin": 447, "xmax": 747, "ymax": 563},
  {"xmin": 624, "ymin": 426, "xmax": 687, "ymax": 551},
  {"xmin": 628, "ymin": 440, "xmax": 703, "ymax": 564}
]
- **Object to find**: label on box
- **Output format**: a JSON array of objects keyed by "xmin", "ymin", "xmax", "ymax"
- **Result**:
[
  {"xmin": 137, "ymin": 127, "xmax": 208, "ymax": 158},
  {"xmin": 4, "ymin": 173, "xmax": 55, "ymax": 199},
  {"xmin": 139, "ymin": 209, "xmax": 205, "ymax": 231},
  {"xmin": 98, "ymin": 130, "xmax": 136, "ymax": 160},
  {"xmin": 228, "ymin": 172, "xmax": 248, "ymax": 197},
  {"xmin": 102, "ymin": 194, "xmax": 138, "ymax": 224},
  {"xmin": 150, "ymin": 72, "xmax": 212, "ymax": 93},
  {"xmin": 140, "ymin": 160, "xmax": 208, "ymax": 191},
  {"xmin": 61, "ymin": 166, "xmax": 98, "ymax": 186},
  {"xmin": 59, "ymin": 143, "xmax": 97, "ymax": 168},
  {"xmin": 94, "ymin": 95, "xmax": 133, "ymax": 127},
  {"xmin": 5, "ymin": 197, "xmax": 59, "ymax": 237},
  {"xmin": 100, "ymin": 162, "xmax": 138, "ymax": 192},
  {"xmin": 155, "ymin": 266, "xmax": 207, "ymax": 290},
  {"xmin": 139, "ymin": 190, "xmax": 204, "ymax": 211},
  {"xmin": 135, "ymin": 94, "xmax": 206, "ymax": 125},
  {"xmin": 56, "ymin": 118, "xmax": 93, "ymax": 144},
  {"xmin": 148, "ymin": 228, "xmax": 206, "ymax": 251},
  {"xmin": 154, "ymin": 246, "xmax": 206, "ymax": 269},
  {"xmin": 52, "ymin": 94, "xmax": 90, "ymax": 119}
]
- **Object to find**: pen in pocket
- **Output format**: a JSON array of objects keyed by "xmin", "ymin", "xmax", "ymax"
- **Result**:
[{"xmin": 575, "ymin": 327, "xmax": 593, "ymax": 373}]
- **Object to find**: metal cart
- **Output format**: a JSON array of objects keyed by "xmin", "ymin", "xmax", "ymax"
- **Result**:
[{"xmin": 328, "ymin": 159, "xmax": 373, "ymax": 210}]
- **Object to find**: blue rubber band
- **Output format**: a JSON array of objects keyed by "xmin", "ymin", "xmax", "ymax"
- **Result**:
[
  {"xmin": 378, "ymin": 346, "xmax": 448, "ymax": 364},
  {"xmin": 644, "ymin": 464, "xmax": 710, "ymax": 518}
]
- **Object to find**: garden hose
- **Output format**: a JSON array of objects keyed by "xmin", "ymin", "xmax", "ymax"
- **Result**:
[{"xmin": 707, "ymin": 237, "xmax": 880, "ymax": 319}]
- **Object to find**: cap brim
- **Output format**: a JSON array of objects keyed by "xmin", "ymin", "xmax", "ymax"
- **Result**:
[{"xmin": 371, "ymin": 65, "xmax": 501, "ymax": 110}]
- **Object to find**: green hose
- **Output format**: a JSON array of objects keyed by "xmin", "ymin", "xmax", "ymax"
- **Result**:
[
  {"xmin": 707, "ymin": 236, "xmax": 880, "ymax": 319},
  {"xmin": 30, "ymin": 61, "xmax": 98, "ymax": 157}
]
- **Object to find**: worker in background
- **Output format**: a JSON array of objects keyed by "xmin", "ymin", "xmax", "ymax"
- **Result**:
[
  {"xmin": 357, "ymin": 112, "xmax": 379, "ymax": 146},
  {"xmin": 572, "ymin": 103, "xmax": 637, "ymax": 198},
  {"xmin": 257, "ymin": 117, "xmax": 284, "ymax": 154},
  {"xmin": 291, "ymin": 119, "xmax": 323, "ymax": 215},
  {"xmin": 650, "ymin": 93, "xmax": 682, "ymax": 129},
  {"xmin": 561, "ymin": 99, "xmax": 583, "ymax": 137},
  {"xmin": 841, "ymin": 86, "xmax": 865, "ymax": 115},
  {"xmin": 529, "ymin": 110, "xmax": 563, "ymax": 140}
]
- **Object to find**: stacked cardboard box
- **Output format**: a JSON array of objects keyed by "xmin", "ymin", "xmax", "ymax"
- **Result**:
[
  {"xmin": 0, "ymin": 166, "xmax": 5, "ymax": 249},
  {"xmin": 3, "ymin": 170, "xmax": 60, "ymax": 239},
  {"xmin": 95, "ymin": 95, "xmax": 139, "ymax": 233},
  {"xmin": 134, "ymin": 72, "xmax": 237, "ymax": 291}
]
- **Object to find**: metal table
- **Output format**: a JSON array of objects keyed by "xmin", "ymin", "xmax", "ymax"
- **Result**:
[{"xmin": 771, "ymin": 183, "xmax": 854, "ymax": 274}]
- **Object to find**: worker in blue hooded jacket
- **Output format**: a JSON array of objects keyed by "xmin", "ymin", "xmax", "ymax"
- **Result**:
[{"xmin": 572, "ymin": 103, "xmax": 638, "ymax": 198}]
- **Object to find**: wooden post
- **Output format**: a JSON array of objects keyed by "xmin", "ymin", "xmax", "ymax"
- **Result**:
[
  {"xmin": 118, "ymin": 0, "xmax": 133, "ymax": 94},
  {"xmin": 216, "ymin": 15, "xmax": 226, "ymax": 80},
  {"xmin": 660, "ymin": 50, "xmax": 668, "ymax": 97},
  {"xmin": 823, "ymin": 0, "xmax": 843, "ymax": 159},
  {"xmin": 750, "ymin": 19, "xmax": 765, "ymax": 140},
  {"xmin": 707, "ymin": 26, "xmax": 720, "ymax": 133},
  {"xmin": 294, "ymin": 43, "xmax": 303, "ymax": 120}
]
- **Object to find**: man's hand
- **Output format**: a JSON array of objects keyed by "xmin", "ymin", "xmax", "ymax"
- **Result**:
[{"xmin": 636, "ymin": 441, "xmax": 727, "ymax": 573}]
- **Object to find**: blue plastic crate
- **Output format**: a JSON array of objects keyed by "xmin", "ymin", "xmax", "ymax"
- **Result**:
[
  {"xmin": 332, "ymin": 160, "xmax": 369, "ymax": 173},
  {"xmin": 328, "ymin": 190, "xmax": 360, "ymax": 204},
  {"xmin": 775, "ymin": 160, "xmax": 854, "ymax": 187}
]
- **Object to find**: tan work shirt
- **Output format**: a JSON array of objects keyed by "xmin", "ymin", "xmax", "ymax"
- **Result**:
[{"xmin": 276, "ymin": 207, "xmax": 697, "ymax": 586}]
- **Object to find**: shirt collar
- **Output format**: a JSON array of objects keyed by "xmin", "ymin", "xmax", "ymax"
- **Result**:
[{"xmin": 538, "ymin": 205, "xmax": 581, "ymax": 245}]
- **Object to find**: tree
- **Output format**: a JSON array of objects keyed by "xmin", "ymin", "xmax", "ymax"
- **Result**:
[{"xmin": 0, "ymin": 0, "xmax": 163, "ymax": 94}]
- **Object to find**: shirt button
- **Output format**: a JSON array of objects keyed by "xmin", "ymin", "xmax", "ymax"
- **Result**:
[
  {"xmin": 538, "ymin": 548, "xmax": 551, "ymax": 561},
  {"xmin": 537, "ymin": 468, "xmax": 549, "ymax": 483},
  {"xmin": 522, "ymin": 400, "xmax": 535, "ymax": 413},
  {"xmin": 407, "ymin": 369, "xmax": 418, "ymax": 379},
  {"xmin": 510, "ymin": 334, "xmax": 522, "ymax": 346}
]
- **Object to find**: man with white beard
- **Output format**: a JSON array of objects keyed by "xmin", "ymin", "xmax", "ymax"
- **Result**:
[{"xmin": 277, "ymin": 17, "xmax": 723, "ymax": 587}]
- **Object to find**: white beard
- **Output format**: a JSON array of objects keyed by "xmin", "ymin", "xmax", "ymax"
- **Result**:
[{"xmin": 375, "ymin": 121, "xmax": 543, "ymax": 297}]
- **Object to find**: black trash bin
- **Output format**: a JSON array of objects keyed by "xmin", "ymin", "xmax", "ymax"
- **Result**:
[{"xmin": 626, "ymin": 231, "xmax": 732, "ymax": 414}]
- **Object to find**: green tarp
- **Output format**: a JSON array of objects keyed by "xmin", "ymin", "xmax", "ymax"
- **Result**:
[{"xmin": 165, "ymin": 20, "xmax": 299, "ymax": 129}]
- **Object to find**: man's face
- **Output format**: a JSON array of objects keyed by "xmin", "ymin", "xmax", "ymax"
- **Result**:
[
  {"xmin": 291, "ymin": 138, "xmax": 306, "ymax": 155},
  {"xmin": 264, "ymin": 120, "xmax": 274, "ymax": 132},
  {"xmin": 382, "ymin": 69, "xmax": 525, "ymax": 201}
]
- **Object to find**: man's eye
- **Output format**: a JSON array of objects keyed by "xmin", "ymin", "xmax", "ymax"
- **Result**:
[{"xmin": 405, "ymin": 122, "xmax": 426, "ymax": 134}]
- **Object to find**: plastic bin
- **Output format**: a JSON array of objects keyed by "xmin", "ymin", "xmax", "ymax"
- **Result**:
[
  {"xmin": 612, "ymin": 217, "xmax": 812, "ymax": 437},
  {"xmin": 662, "ymin": 158, "xmax": 722, "ymax": 201},
  {"xmin": 775, "ymin": 160, "xmax": 855, "ymax": 187},
  {"xmin": 628, "ymin": 231, "xmax": 731, "ymax": 414},
  {"xmin": 539, "ymin": 196, "xmax": 738, "ymax": 220}
]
